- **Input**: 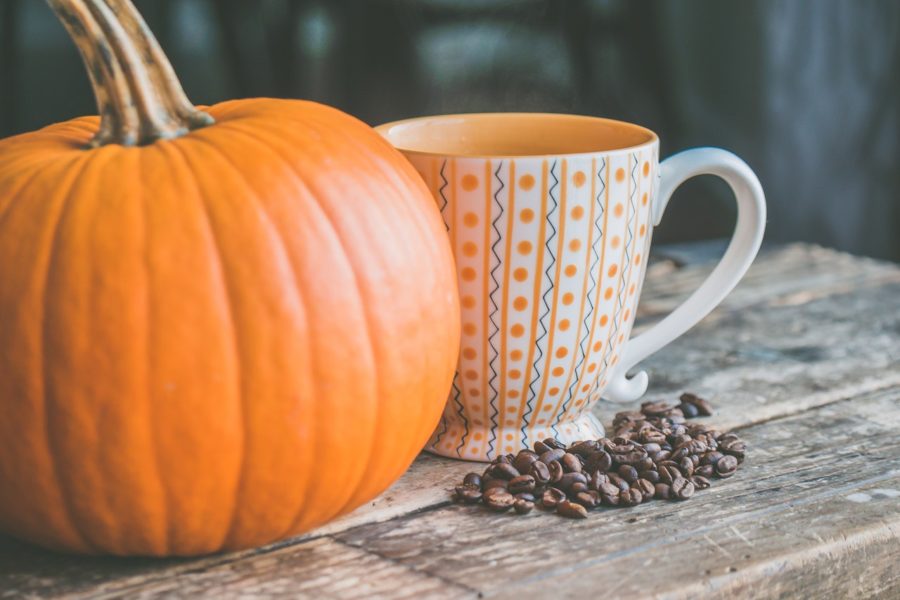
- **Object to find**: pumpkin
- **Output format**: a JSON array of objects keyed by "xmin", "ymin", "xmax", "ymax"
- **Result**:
[{"xmin": 0, "ymin": 0, "xmax": 459, "ymax": 556}]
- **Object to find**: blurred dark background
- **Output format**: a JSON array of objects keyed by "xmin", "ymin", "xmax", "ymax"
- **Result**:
[{"xmin": 2, "ymin": 0, "xmax": 898, "ymax": 260}]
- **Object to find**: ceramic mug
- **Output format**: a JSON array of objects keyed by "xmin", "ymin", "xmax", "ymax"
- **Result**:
[{"xmin": 376, "ymin": 113, "xmax": 765, "ymax": 461}]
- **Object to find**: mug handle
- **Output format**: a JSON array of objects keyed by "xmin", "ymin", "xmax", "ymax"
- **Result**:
[{"xmin": 603, "ymin": 148, "xmax": 767, "ymax": 403}]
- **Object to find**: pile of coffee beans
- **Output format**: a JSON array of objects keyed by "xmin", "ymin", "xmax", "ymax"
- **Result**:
[{"xmin": 452, "ymin": 393, "xmax": 746, "ymax": 519}]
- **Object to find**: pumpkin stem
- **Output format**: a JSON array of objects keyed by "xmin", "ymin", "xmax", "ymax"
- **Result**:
[{"xmin": 47, "ymin": 0, "xmax": 213, "ymax": 147}]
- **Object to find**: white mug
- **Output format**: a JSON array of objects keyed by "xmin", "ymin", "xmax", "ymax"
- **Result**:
[{"xmin": 377, "ymin": 113, "xmax": 766, "ymax": 461}]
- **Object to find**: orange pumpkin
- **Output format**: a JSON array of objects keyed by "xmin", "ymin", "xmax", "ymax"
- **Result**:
[{"xmin": 0, "ymin": 0, "xmax": 459, "ymax": 556}]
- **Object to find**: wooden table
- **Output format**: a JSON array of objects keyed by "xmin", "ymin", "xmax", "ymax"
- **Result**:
[{"xmin": 2, "ymin": 242, "xmax": 899, "ymax": 599}]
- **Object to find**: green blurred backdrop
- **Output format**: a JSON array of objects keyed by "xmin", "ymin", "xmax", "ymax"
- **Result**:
[{"xmin": 2, "ymin": 0, "xmax": 898, "ymax": 260}]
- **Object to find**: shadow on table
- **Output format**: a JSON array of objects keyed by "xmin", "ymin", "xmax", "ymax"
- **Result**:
[{"xmin": 0, "ymin": 534, "xmax": 190, "ymax": 595}]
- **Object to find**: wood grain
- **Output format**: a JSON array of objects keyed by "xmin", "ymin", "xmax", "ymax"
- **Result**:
[
  {"xmin": 1, "ymin": 243, "xmax": 897, "ymax": 598},
  {"xmin": 624, "ymin": 277, "xmax": 900, "ymax": 433},
  {"xmin": 94, "ymin": 538, "xmax": 475, "ymax": 600},
  {"xmin": 334, "ymin": 389, "xmax": 900, "ymax": 599},
  {"xmin": 637, "ymin": 244, "xmax": 900, "ymax": 325}
]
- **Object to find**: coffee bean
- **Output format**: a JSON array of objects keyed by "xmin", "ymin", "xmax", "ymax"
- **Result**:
[
  {"xmin": 543, "ymin": 438, "xmax": 567, "ymax": 450},
  {"xmin": 598, "ymin": 481, "xmax": 620, "ymax": 497},
  {"xmin": 641, "ymin": 401, "xmax": 679, "ymax": 418},
  {"xmin": 463, "ymin": 473, "xmax": 482, "ymax": 488},
  {"xmin": 671, "ymin": 447, "xmax": 689, "ymax": 462},
  {"xmin": 612, "ymin": 410, "xmax": 645, "ymax": 427},
  {"xmin": 539, "ymin": 448, "xmax": 566, "ymax": 465},
  {"xmin": 508, "ymin": 474, "xmax": 536, "ymax": 494},
  {"xmin": 585, "ymin": 450, "xmax": 613, "ymax": 472},
  {"xmin": 640, "ymin": 469, "xmax": 660, "ymax": 484},
  {"xmin": 642, "ymin": 443, "xmax": 662, "ymax": 454},
  {"xmin": 455, "ymin": 484, "xmax": 482, "ymax": 503},
  {"xmin": 620, "ymin": 488, "xmax": 643, "ymax": 507},
  {"xmin": 615, "ymin": 449, "xmax": 649, "ymax": 466},
  {"xmin": 618, "ymin": 464, "xmax": 639, "ymax": 483},
  {"xmin": 716, "ymin": 454, "xmax": 739, "ymax": 477},
  {"xmin": 451, "ymin": 395, "xmax": 742, "ymax": 519},
  {"xmin": 482, "ymin": 478, "xmax": 508, "ymax": 491},
  {"xmin": 512, "ymin": 450, "xmax": 539, "ymax": 473},
  {"xmin": 608, "ymin": 473, "xmax": 630, "ymax": 492},
  {"xmin": 541, "ymin": 487, "xmax": 567, "ymax": 509},
  {"xmin": 588, "ymin": 470, "xmax": 610, "ymax": 491},
  {"xmin": 601, "ymin": 489, "xmax": 620, "ymax": 506},
  {"xmin": 569, "ymin": 440, "xmax": 600, "ymax": 456},
  {"xmin": 558, "ymin": 472, "xmax": 588, "ymax": 492},
  {"xmin": 691, "ymin": 475, "xmax": 711, "ymax": 490},
  {"xmin": 722, "ymin": 439, "xmax": 746, "ymax": 452},
  {"xmin": 561, "ymin": 453, "xmax": 582, "ymax": 473},
  {"xmin": 548, "ymin": 460, "xmax": 564, "ymax": 483},
  {"xmin": 659, "ymin": 459, "xmax": 679, "ymax": 471},
  {"xmin": 569, "ymin": 482, "xmax": 589, "ymax": 496},
  {"xmin": 488, "ymin": 462, "xmax": 520, "ymax": 480},
  {"xmin": 514, "ymin": 499, "xmax": 535, "ymax": 515},
  {"xmin": 574, "ymin": 490, "xmax": 600, "ymax": 508},
  {"xmin": 557, "ymin": 501, "xmax": 588, "ymax": 519},
  {"xmin": 723, "ymin": 446, "xmax": 746, "ymax": 463},
  {"xmin": 529, "ymin": 461, "xmax": 551, "ymax": 484},
  {"xmin": 657, "ymin": 465, "xmax": 673, "ymax": 485},
  {"xmin": 671, "ymin": 477, "xmax": 695, "ymax": 500},
  {"xmin": 635, "ymin": 478, "xmax": 656, "ymax": 501},
  {"xmin": 652, "ymin": 450, "xmax": 672, "ymax": 463},
  {"xmin": 534, "ymin": 441, "xmax": 551, "ymax": 454},
  {"xmin": 701, "ymin": 451, "xmax": 724, "ymax": 467},
  {"xmin": 688, "ymin": 440, "xmax": 709, "ymax": 454},
  {"xmin": 654, "ymin": 483, "xmax": 671, "ymax": 500},
  {"xmin": 673, "ymin": 434, "xmax": 692, "ymax": 446},
  {"xmin": 640, "ymin": 429, "xmax": 668, "ymax": 445},
  {"xmin": 606, "ymin": 440, "xmax": 634, "ymax": 454},
  {"xmin": 695, "ymin": 464, "xmax": 715, "ymax": 478},
  {"xmin": 680, "ymin": 392, "xmax": 713, "ymax": 416},
  {"xmin": 635, "ymin": 456, "xmax": 654, "ymax": 472},
  {"xmin": 679, "ymin": 402, "xmax": 699, "ymax": 419},
  {"xmin": 483, "ymin": 488, "xmax": 516, "ymax": 512}
]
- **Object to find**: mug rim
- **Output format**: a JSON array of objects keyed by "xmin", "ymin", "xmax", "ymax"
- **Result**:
[{"xmin": 375, "ymin": 112, "xmax": 659, "ymax": 159}]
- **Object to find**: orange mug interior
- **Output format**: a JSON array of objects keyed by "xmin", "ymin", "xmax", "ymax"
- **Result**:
[{"xmin": 376, "ymin": 113, "xmax": 657, "ymax": 158}]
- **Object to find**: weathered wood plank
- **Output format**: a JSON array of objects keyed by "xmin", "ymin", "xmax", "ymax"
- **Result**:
[
  {"xmin": 1, "ymin": 243, "xmax": 897, "ymax": 598},
  {"xmin": 637, "ymin": 244, "xmax": 900, "ymax": 325},
  {"xmin": 0, "ymin": 453, "xmax": 475, "ymax": 599},
  {"xmin": 620, "ymin": 279, "xmax": 900, "ymax": 432},
  {"xmin": 60, "ymin": 388, "xmax": 900, "ymax": 598},
  {"xmin": 332, "ymin": 389, "xmax": 900, "ymax": 599},
  {"xmin": 90, "ymin": 538, "xmax": 474, "ymax": 600}
]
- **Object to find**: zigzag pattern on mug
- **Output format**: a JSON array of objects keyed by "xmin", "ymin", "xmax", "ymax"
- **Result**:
[
  {"xmin": 522, "ymin": 160, "xmax": 559, "ymax": 448},
  {"xmin": 451, "ymin": 164, "xmax": 471, "ymax": 458},
  {"xmin": 485, "ymin": 161, "xmax": 505, "ymax": 459},
  {"xmin": 452, "ymin": 364, "xmax": 468, "ymax": 456},
  {"xmin": 596, "ymin": 152, "xmax": 640, "ymax": 400},
  {"xmin": 598, "ymin": 155, "xmax": 632, "ymax": 383},
  {"xmin": 438, "ymin": 159, "xmax": 450, "ymax": 231},
  {"xmin": 431, "ymin": 381, "xmax": 451, "ymax": 447},
  {"xmin": 555, "ymin": 157, "xmax": 606, "ymax": 433},
  {"xmin": 431, "ymin": 159, "xmax": 453, "ymax": 448},
  {"xmin": 429, "ymin": 390, "xmax": 457, "ymax": 449}
]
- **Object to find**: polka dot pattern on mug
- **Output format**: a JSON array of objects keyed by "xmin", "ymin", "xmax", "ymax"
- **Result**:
[{"xmin": 411, "ymin": 145, "xmax": 657, "ymax": 460}]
